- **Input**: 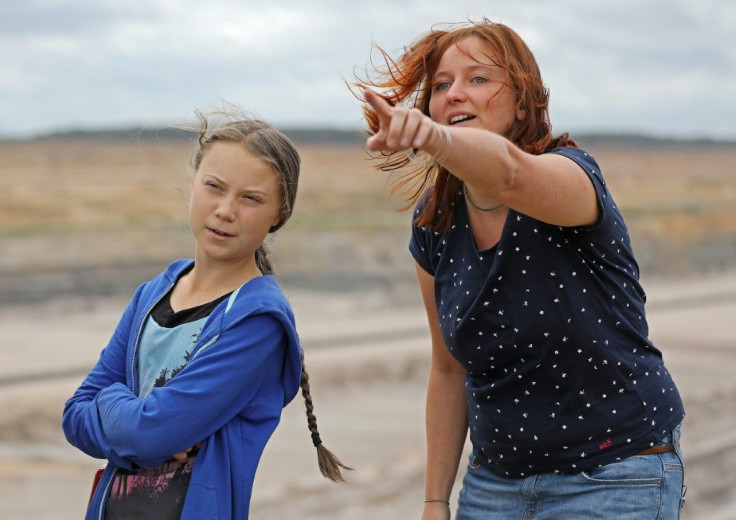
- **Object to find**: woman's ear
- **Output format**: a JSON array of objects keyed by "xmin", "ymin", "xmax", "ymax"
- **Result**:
[{"xmin": 516, "ymin": 105, "xmax": 527, "ymax": 121}]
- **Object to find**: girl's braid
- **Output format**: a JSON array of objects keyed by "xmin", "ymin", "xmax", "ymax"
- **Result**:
[{"xmin": 300, "ymin": 361, "xmax": 352, "ymax": 482}]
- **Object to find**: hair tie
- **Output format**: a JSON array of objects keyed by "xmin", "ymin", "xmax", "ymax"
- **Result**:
[{"xmin": 311, "ymin": 432, "xmax": 323, "ymax": 447}]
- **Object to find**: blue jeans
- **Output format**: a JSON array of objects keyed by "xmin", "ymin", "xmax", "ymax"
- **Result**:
[{"xmin": 456, "ymin": 425, "xmax": 685, "ymax": 520}]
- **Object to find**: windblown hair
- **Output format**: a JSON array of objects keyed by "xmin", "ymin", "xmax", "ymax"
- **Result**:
[
  {"xmin": 357, "ymin": 19, "xmax": 577, "ymax": 231},
  {"xmin": 191, "ymin": 113, "xmax": 351, "ymax": 482}
]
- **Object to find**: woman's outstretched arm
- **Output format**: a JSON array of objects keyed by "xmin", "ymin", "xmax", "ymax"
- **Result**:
[{"xmin": 364, "ymin": 88, "xmax": 599, "ymax": 228}]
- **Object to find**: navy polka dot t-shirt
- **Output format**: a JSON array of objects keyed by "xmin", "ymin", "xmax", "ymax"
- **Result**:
[{"xmin": 409, "ymin": 147, "xmax": 685, "ymax": 477}]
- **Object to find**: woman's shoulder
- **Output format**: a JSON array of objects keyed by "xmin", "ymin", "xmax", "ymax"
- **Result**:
[{"xmin": 547, "ymin": 146, "xmax": 601, "ymax": 173}]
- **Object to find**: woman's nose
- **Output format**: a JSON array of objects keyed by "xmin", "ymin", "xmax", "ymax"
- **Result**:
[{"xmin": 446, "ymin": 81, "xmax": 466, "ymax": 103}]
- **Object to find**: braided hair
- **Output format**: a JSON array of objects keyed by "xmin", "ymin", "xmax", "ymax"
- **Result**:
[{"xmin": 193, "ymin": 111, "xmax": 350, "ymax": 481}]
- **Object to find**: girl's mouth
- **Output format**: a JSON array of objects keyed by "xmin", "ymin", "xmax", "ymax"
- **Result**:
[{"xmin": 207, "ymin": 227, "xmax": 234, "ymax": 238}]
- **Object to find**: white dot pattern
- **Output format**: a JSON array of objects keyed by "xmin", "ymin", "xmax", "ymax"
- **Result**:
[{"xmin": 409, "ymin": 147, "xmax": 685, "ymax": 477}]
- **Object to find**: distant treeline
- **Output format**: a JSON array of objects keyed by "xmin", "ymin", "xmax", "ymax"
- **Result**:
[
  {"xmin": 572, "ymin": 133, "xmax": 736, "ymax": 150},
  {"xmin": 24, "ymin": 127, "xmax": 366, "ymax": 146},
  {"xmin": 13, "ymin": 126, "xmax": 736, "ymax": 149}
]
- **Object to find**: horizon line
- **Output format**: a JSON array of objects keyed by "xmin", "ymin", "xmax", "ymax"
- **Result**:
[{"xmin": 2, "ymin": 125, "xmax": 736, "ymax": 147}]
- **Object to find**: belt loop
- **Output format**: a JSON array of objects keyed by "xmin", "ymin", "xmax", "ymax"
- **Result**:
[
  {"xmin": 670, "ymin": 423, "xmax": 682, "ymax": 452},
  {"xmin": 672, "ymin": 423, "xmax": 682, "ymax": 448}
]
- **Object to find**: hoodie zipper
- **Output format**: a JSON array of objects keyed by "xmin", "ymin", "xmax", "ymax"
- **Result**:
[
  {"xmin": 98, "ymin": 269, "xmax": 183, "ymax": 518},
  {"xmin": 98, "ymin": 272, "xmax": 246, "ymax": 517},
  {"xmin": 96, "ymin": 468, "xmax": 115, "ymax": 520}
]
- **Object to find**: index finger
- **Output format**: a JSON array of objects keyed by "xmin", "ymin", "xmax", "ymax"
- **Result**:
[{"xmin": 363, "ymin": 89, "xmax": 393, "ymax": 118}]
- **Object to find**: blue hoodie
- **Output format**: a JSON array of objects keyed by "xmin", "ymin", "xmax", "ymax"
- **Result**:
[{"xmin": 62, "ymin": 259, "xmax": 302, "ymax": 519}]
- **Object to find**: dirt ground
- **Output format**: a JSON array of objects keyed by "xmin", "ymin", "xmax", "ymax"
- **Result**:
[{"xmin": 1, "ymin": 272, "xmax": 736, "ymax": 519}]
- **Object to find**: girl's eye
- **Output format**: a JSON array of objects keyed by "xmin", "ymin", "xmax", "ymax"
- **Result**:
[
  {"xmin": 471, "ymin": 76, "xmax": 488, "ymax": 85},
  {"xmin": 243, "ymin": 195, "xmax": 261, "ymax": 203},
  {"xmin": 206, "ymin": 182, "xmax": 221, "ymax": 190}
]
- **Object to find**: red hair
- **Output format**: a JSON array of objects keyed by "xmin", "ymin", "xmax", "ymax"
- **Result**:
[{"xmin": 357, "ymin": 20, "xmax": 577, "ymax": 231}]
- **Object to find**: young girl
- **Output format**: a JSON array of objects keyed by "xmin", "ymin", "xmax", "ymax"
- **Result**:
[
  {"xmin": 357, "ymin": 19, "xmax": 685, "ymax": 520},
  {"xmin": 62, "ymin": 113, "xmax": 349, "ymax": 519}
]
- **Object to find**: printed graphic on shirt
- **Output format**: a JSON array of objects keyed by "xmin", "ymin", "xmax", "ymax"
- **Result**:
[
  {"xmin": 153, "ymin": 350, "xmax": 193, "ymax": 388},
  {"xmin": 106, "ymin": 455, "xmax": 196, "ymax": 520},
  {"xmin": 107, "ymin": 343, "xmax": 199, "ymax": 520},
  {"xmin": 137, "ymin": 317, "xmax": 204, "ymax": 399}
]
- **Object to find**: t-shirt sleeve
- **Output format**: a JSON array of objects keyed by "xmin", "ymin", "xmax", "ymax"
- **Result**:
[
  {"xmin": 408, "ymin": 192, "xmax": 437, "ymax": 275},
  {"xmin": 549, "ymin": 147, "xmax": 618, "ymax": 234}
]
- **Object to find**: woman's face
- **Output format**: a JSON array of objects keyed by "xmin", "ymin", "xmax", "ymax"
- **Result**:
[
  {"xmin": 188, "ymin": 141, "xmax": 281, "ymax": 266},
  {"xmin": 428, "ymin": 36, "xmax": 525, "ymax": 136}
]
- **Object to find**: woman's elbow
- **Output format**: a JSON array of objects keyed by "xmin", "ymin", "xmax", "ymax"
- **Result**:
[
  {"xmin": 430, "ymin": 348, "xmax": 466, "ymax": 379},
  {"xmin": 495, "ymin": 143, "xmax": 522, "ymax": 197}
]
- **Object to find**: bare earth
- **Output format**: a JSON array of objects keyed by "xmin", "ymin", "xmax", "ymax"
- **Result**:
[{"xmin": 1, "ymin": 272, "xmax": 736, "ymax": 519}]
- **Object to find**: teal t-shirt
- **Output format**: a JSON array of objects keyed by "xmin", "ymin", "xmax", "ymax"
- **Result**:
[{"xmin": 105, "ymin": 285, "xmax": 230, "ymax": 520}]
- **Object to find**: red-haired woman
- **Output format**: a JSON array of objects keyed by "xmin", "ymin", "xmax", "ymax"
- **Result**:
[{"xmin": 358, "ymin": 19, "xmax": 686, "ymax": 520}]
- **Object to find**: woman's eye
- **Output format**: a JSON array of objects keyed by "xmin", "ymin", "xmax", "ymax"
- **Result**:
[
  {"xmin": 206, "ymin": 182, "xmax": 221, "ymax": 190},
  {"xmin": 471, "ymin": 76, "xmax": 488, "ymax": 85},
  {"xmin": 433, "ymin": 81, "xmax": 451, "ymax": 91}
]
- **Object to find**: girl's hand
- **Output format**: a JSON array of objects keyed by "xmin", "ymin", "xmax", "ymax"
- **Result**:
[
  {"xmin": 171, "ymin": 442, "xmax": 202, "ymax": 464},
  {"xmin": 364, "ymin": 89, "xmax": 437, "ymax": 153}
]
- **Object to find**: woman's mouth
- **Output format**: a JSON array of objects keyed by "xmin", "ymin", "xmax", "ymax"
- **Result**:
[{"xmin": 449, "ymin": 114, "xmax": 476, "ymax": 125}]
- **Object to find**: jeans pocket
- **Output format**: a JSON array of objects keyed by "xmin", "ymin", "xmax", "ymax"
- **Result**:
[{"xmin": 580, "ymin": 455, "xmax": 663, "ymax": 486}]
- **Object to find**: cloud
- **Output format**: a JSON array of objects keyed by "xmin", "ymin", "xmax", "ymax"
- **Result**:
[{"xmin": 2, "ymin": 0, "xmax": 735, "ymax": 138}]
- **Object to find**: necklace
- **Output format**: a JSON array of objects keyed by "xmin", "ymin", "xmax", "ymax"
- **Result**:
[{"xmin": 463, "ymin": 184, "xmax": 504, "ymax": 212}]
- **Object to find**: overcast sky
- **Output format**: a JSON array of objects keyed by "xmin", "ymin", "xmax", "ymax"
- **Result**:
[{"xmin": 2, "ymin": 0, "xmax": 734, "ymax": 139}]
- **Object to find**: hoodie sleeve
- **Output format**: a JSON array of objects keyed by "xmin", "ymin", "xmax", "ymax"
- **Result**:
[
  {"xmin": 61, "ymin": 285, "xmax": 145, "ymax": 470},
  {"xmin": 95, "ymin": 311, "xmax": 294, "ymax": 468}
]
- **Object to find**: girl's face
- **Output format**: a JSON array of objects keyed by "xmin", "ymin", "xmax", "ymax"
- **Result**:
[
  {"xmin": 189, "ymin": 141, "xmax": 281, "ymax": 267},
  {"xmin": 428, "ymin": 36, "xmax": 525, "ymax": 136}
]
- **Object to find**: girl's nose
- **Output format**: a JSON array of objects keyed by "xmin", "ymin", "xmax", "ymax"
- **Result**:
[{"xmin": 215, "ymin": 198, "xmax": 237, "ymax": 220}]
